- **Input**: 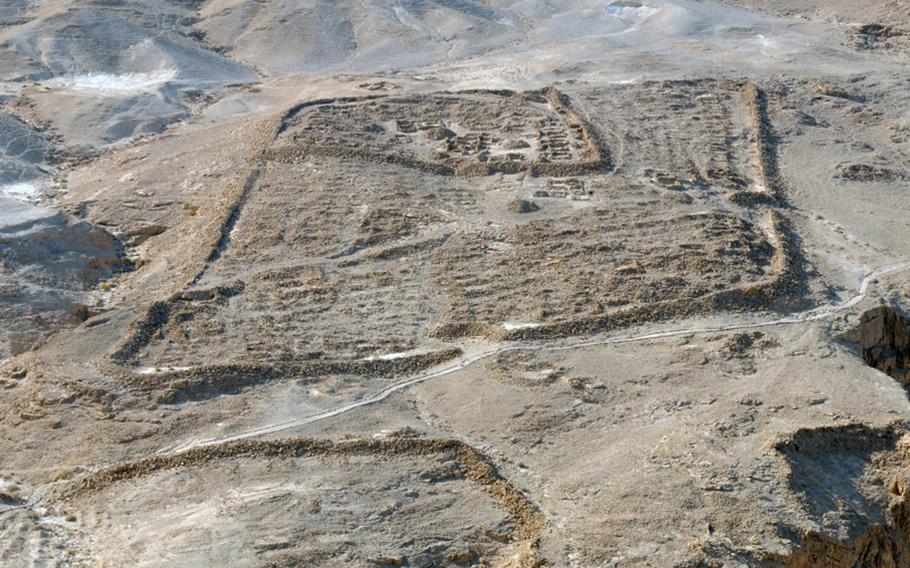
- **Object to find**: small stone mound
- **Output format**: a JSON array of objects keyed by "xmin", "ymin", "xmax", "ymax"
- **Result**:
[
  {"xmin": 852, "ymin": 23, "xmax": 906, "ymax": 50},
  {"xmin": 814, "ymin": 82, "xmax": 863, "ymax": 102},
  {"xmin": 426, "ymin": 126, "xmax": 456, "ymax": 140},
  {"xmin": 488, "ymin": 349, "xmax": 561, "ymax": 387},
  {"xmin": 839, "ymin": 163, "xmax": 903, "ymax": 182},
  {"xmin": 503, "ymin": 139, "xmax": 531, "ymax": 150},
  {"xmin": 506, "ymin": 199, "xmax": 539, "ymax": 214},
  {"xmin": 721, "ymin": 331, "xmax": 776, "ymax": 359}
]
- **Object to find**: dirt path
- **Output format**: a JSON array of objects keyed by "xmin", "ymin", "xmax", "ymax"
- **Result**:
[{"xmin": 158, "ymin": 259, "xmax": 910, "ymax": 454}]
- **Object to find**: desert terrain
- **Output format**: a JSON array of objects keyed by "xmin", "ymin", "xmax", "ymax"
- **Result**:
[{"xmin": 2, "ymin": 0, "xmax": 910, "ymax": 566}]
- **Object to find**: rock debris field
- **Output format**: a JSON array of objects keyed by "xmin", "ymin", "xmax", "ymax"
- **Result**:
[{"xmin": 2, "ymin": 1, "xmax": 910, "ymax": 567}]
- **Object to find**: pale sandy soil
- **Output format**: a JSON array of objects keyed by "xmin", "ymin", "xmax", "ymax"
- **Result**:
[{"xmin": 2, "ymin": 1, "xmax": 910, "ymax": 567}]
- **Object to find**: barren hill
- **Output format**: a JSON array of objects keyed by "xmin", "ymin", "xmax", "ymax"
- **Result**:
[{"xmin": 3, "ymin": 1, "xmax": 910, "ymax": 566}]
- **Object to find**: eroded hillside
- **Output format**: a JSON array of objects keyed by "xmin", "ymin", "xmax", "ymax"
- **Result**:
[{"xmin": 2, "ymin": 1, "xmax": 910, "ymax": 567}]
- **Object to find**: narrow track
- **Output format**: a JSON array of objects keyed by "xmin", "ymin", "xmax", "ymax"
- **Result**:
[{"xmin": 164, "ymin": 259, "xmax": 910, "ymax": 453}]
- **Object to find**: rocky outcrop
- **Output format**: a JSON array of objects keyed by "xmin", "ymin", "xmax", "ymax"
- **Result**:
[
  {"xmin": 0, "ymin": 198, "xmax": 127, "ymax": 358},
  {"xmin": 769, "ymin": 477, "xmax": 910, "ymax": 568},
  {"xmin": 768, "ymin": 425, "xmax": 910, "ymax": 568},
  {"xmin": 859, "ymin": 306, "xmax": 910, "ymax": 383}
]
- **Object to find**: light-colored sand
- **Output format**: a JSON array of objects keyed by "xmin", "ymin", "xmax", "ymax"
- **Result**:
[{"xmin": 2, "ymin": 1, "xmax": 910, "ymax": 566}]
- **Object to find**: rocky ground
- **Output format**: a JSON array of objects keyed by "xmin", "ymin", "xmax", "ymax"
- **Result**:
[{"xmin": 2, "ymin": 1, "xmax": 910, "ymax": 567}]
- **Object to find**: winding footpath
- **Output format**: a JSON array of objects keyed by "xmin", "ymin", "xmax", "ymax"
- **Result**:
[
  {"xmin": 165, "ymin": 259, "xmax": 910, "ymax": 454},
  {"xmin": 3, "ymin": 259, "xmax": 908, "ymax": 521}
]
